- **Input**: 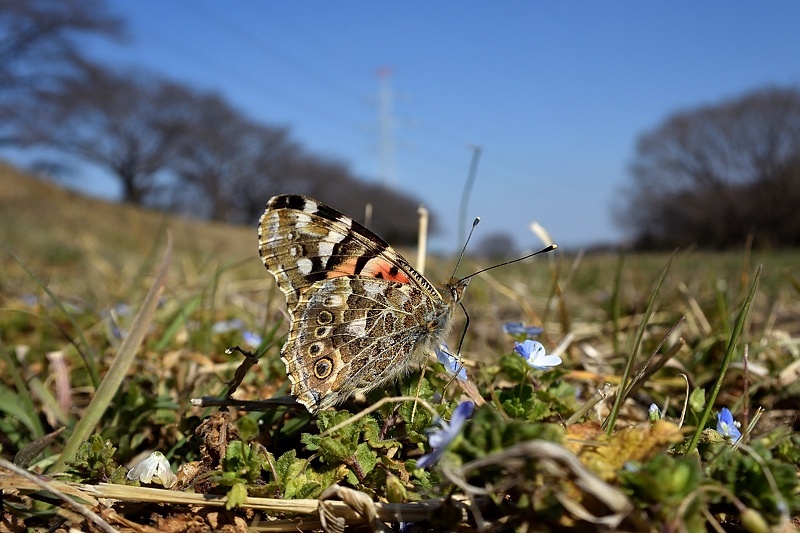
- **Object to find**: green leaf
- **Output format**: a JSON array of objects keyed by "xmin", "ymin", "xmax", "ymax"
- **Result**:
[
  {"xmin": 689, "ymin": 387, "xmax": 706, "ymax": 414},
  {"xmin": 354, "ymin": 442, "xmax": 378, "ymax": 478},
  {"xmin": 226, "ymin": 483, "xmax": 248, "ymax": 510},
  {"xmin": 500, "ymin": 352, "xmax": 529, "ymax": 382}
]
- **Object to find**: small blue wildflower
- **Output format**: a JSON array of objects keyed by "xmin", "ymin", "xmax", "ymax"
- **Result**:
[
  {"xmin": 514, "ymin": 340, "xmax": 562, "ymax": 370},
  {"xmin": 716, "ymin": 407, "xmax": 742, "ymax": 442},
  {"xmin": 416, "ymin": 401, "xmax": 474, "ymax": 469},
  {"xmin": 502, "ymin": 321, "xmax": 544, "ymax": 337},
  {"xmin": 242, "ymin": 331, "xmax": 263, "ymax": 349},
  {"xmin": 211, "ymin": 318, "xmax": 244, "ymax": 334},
  {"xmin": 435, "ymin": 344, "xmax": 467, "ymax": 381}
]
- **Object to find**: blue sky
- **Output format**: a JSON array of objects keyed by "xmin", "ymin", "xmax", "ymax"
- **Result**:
[{"xmin": 35, "ymin": 2, "xmax": 800, "ymax": 250}]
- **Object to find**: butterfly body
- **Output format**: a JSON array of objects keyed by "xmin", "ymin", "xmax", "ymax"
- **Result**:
[{"xmin": 258, "ymin": 194, "xmax": 466, "ymax": 413}]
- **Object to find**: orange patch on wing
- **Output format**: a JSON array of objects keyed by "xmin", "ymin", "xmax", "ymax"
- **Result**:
[
  {"xmin": 327, "ymin": 257, "xmax": 359, "ymax": 278},
  {"xmin": 362, "ymin": 258, "xmax": 410, "ymax": 283}
]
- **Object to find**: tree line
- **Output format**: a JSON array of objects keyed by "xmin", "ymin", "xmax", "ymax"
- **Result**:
[
  {"xmin": 617, "ymin": 86, "xmax": 800, "ymax": 249},
  {"xmin": 0, "ymin": 0, "xmax": 430, "ymax": 244}
]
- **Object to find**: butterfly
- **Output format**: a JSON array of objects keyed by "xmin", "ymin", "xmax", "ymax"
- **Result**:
[{"xmin": 258, "ymin": 194, "xmax": 468, "ymax": 413}]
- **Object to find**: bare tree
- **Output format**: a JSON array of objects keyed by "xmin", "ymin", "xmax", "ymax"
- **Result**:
[
  {"xmin": 617, "ymin": 86, "xmax": 800, "ymax": 248},
  {"xmin": 169, "ymin": 94, "xmax": 299, "ymax": 222},
  {"xmin": 15, "ymin": 61, "xmax": 196, "ymax": 204},
  {"xmin": 0, "ymin": 0, "xmax": 123, "ymax": 143}
]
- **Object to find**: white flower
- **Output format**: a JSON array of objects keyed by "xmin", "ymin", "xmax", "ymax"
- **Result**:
[{"xmin": 127, "ymin": 451, "xmax": 177, "ymax": 488}]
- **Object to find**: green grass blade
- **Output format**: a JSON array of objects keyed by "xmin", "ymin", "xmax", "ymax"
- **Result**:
[
  {"xmin": 603, "ymin": 252, "xmax": 674, "ymax": 433},
  {"xmin": 0, "ymin": 384, "xmax": 45, "ymax": 439},
  {"xmin": 51, "ymin": 234, "xmax": 173, "ymax": 473},
  {"xmin": 685, "ymin": 264, "xmax": 761, "ymax": 455},
  {"xmin": 152, "ymin": 293, "xmax": 202, "ymax": 352},
  {"xmin": 0, "ymin": 343, "xmax": 45, "ymax": 439},
  {"xmin": 1, "ymin": 244, "xmax": 100, "ymax": 388}
]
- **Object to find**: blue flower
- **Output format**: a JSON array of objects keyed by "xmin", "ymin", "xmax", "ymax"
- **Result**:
[
  {"xmin": 242, "ymin": 330, "xmax": 263, "ymax": 349},
  {"xmin": 435, "ymin": 344, "xmax": 467, "ymax": 381},
  {"xmin": 716, "ymin": 407, "xmax": 742, "ymax": 442},
  {"xmin": 211, "ymin": 318, "xmax": 244, "ymax": 334},
  {"xmin": 502, "ymin": 321, "xmax": 544, "ymax": 337},
  {"xmin": 416, "ymin": 401, "xmax": 474, "ymax": 469},
  {"xmin": 514, "ymin": 340, "xmax": 562, "ymax": 370}
]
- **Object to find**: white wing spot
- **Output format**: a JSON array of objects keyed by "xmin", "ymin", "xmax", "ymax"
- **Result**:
[
  {"xmin": 297, "ymin": 258, "xmax": 313, "ymax": 275},
  {"xmin": 303, "ymin": 199, "xmax": 318, "ymax": 213},
  {"xmin": 318, "ymin": 231, "xmax": 347, "ymax": 262},
  {"xmin": 323, "ymin": 294, "xmax": 344, "ymax": 307},
  {"xmin": 347, "ymin": 316, "xmax": 367, "ymax": 336},
  {"xmin": 362, "ymin": 279, "xmax": 386, "ymax": 297},
  {"xmin": 294, "ymin": 213, "xmax": 312, "ymax": 230}
]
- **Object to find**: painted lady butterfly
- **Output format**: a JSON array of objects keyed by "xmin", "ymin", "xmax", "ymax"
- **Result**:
[{"xmin": 258, "ymin": 194, "xmax": 468, "ymax": 413}]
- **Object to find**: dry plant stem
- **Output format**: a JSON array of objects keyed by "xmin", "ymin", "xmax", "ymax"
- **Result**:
[
  {"xmin": 701, "ymin": 507, "xmax": 727, "ymax": 533},
  {"xmin": 733, "ymin": 407, "xmax": 764, "ymax": 452},
  {"xmin": 416, "ymin": 205, "xmax": 428, "ymax": 275},
  {"xmin": 0, "ymin": 458, "xmax": 118, "ymax": 533},
  {"xmin": 319, "ymin": 485, "xmax": 392, "ymax": 533},
  {"xmin": 565, "ymin": 383, "xmax": 611, "ymax": 425},
  {"xmin": 1, "ymin": 473, "xmax": 450, "ymax": 526},
  {"xmin": 224, "ymin": 345, "xmax": 261, "ymax": 398},
  {"xmin": 456, "ymin": 440, "xmax": 632, "ymax": 528},
  {"xmin": 53, "ymin": 234, "xmax": 173, "ymax": 473},
  {"xmin": 192, "ymin": 395, "xmax": 301, "ymax": 411},
  {"xmin": 685, "ymin": 265, "xmax": 761, "ymax": 456},
  {"xmin": 319, "ymin": 396, "xmax": 441, "ymax": 438},
  {"xmin": 678, "ymin": 373, "xmax": 690, "ymax": 428}
]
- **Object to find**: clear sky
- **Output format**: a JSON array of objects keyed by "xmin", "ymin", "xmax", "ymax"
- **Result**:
[{"xmin": 43, "ymin": 2, "xmax": 800, "ymax": 250}]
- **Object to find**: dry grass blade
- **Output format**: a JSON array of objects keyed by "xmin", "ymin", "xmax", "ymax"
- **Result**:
[
  {"xmin": 0, "ymin": 473, "xmax": 451, "ymax": 528},
  {"xmin": 0, "ymin": 460, "xmax": 113, "ymax": 532},
  {"xmin": 452, "ymin": 440, "xmax": 633, "ymax": 528},
  {"xmin": 52, "ymin": 234, "xmax": 173, "ymax": 473}
]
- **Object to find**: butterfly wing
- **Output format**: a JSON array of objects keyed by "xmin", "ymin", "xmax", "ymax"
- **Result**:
[
  {"xmin": 258, "ymin": 194, "xmax": 452, "ymax": 412},
  {"xmin": 259, "ymin": 194, "xmax": 437, "ymax": 307}
]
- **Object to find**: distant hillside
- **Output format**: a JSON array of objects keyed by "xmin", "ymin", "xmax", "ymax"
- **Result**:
[{"xmin": 0, "ymin": 162, "xmax": 263, "ymax": 300}]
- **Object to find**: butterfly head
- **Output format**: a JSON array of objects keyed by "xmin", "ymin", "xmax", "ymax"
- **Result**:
[{"xmin": 444, "ymin": 276, "xmax": 471, "ymax": 305}]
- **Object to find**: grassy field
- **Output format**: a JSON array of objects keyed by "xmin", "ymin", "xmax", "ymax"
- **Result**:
[{"xmin": 1, "ymin": 162, "xmax": 798, "ymax": 531}]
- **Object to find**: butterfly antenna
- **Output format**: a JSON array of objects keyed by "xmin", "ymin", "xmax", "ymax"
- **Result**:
[
  {"xmin": 451, "ymin": 217, "xmax": 481, "ymax": 279},
  {"xmin": 459, "ymin": 243, "xmax": 558, "ymax": 283}
]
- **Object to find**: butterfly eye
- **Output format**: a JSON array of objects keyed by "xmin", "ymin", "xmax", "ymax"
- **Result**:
[{"xmin": 313, "ymin": 357, "xmax": 333, "ymax": 379}]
